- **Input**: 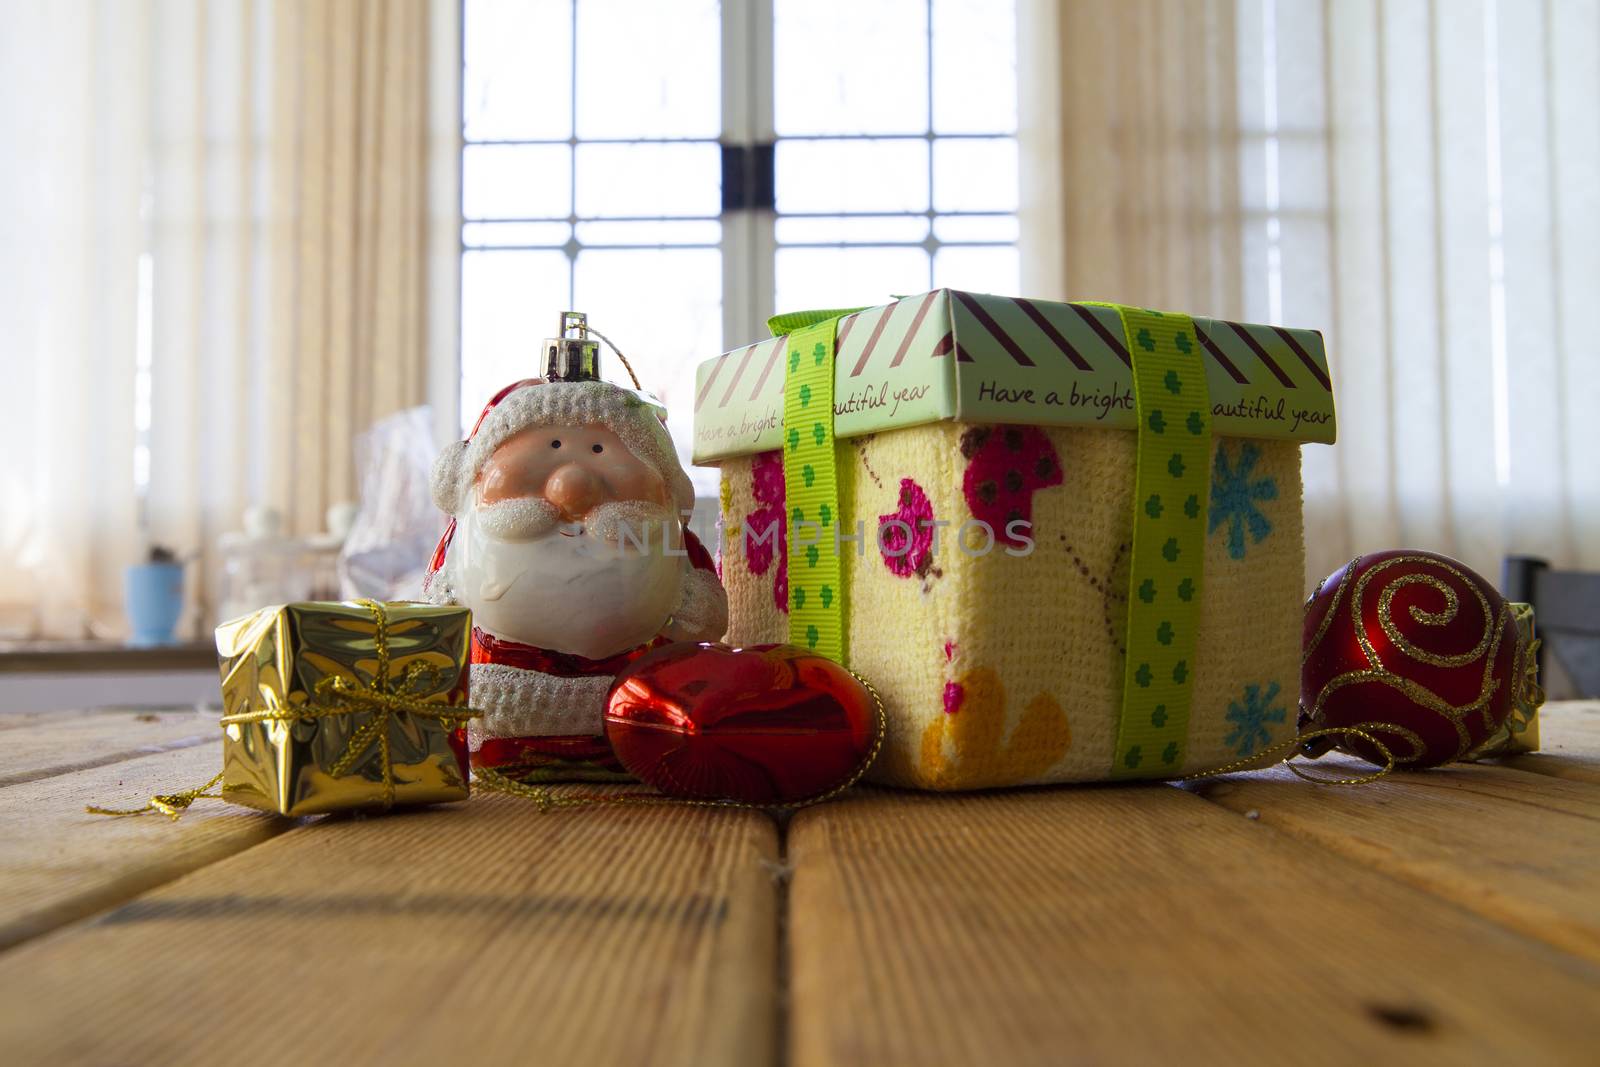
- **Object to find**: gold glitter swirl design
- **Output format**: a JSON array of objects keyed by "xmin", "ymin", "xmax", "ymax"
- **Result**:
[
  {"xmin": 1302, "ymin": 558, "xmax": 1357, "ymax": 669},
  {"xmin": 1305, "ymin": 554, "xmax": 1510, "ymax": 764},
  {"xmin": 1372, "ymin": 571, "xmax": 1491, "ymax": 668}
]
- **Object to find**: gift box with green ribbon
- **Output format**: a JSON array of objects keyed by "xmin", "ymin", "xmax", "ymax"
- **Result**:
[{"xmin": 694, "ymin": 290, "xmax": 1336, "ymax": 789}]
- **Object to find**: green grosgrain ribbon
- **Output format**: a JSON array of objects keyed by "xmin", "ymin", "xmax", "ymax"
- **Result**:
[
  {"xmin": 771, "ymin": 307, "xmax": 863, "ymax": 662},
  {"xmin": 1081, "ymin": 303, "xmax": 1213, "ymax": 779}
]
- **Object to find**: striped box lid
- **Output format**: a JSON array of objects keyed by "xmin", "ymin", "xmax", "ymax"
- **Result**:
[{"xmin": 691, "ymin": 289, "xmax": 1335, "ymax": 464}]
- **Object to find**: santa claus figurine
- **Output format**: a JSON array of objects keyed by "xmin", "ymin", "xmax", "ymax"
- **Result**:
[{"xmin": 424, "ymin": 313, "xmax": 727, "ymax": 780}]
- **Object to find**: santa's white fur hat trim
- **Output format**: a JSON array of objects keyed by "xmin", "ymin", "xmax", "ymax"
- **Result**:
[{"xmin": 432, "ymin": 380, "xmax": 695, "ymax": 516}]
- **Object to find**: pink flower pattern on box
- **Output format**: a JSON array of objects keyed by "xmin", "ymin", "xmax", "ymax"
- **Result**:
[
  {"xmin": 959, "ymin": 426, "xmax": 1064, "ymax": 548},
  {"xmin": 745, "ymin": 450, "xmax": 788, "ymax": 613},
  {"xmin": 879, "ymin": 478, "xmax": 935, "ymax": 577}
]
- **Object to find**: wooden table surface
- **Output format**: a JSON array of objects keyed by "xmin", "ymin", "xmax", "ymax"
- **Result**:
[{"xmin": 0, "ymin": 703, "xmax": 1596, "ymax": 1065}]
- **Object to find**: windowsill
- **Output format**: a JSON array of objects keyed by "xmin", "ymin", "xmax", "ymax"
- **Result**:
[{"xmin": 0, "ymin": 640, "xmax": 217, "ymax": 674}]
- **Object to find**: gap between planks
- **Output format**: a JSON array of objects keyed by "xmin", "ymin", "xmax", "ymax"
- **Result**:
[
  {"xmin": 1186, "ymin": 700, "xmax": 1600, "ymax": 963},
  {"xmin": 0, "ymin": 791, "xmax": 782, "ymax": 1066},
  {"xmin": 787, "ymin": 784, "xmax": 1600, "ymax": 1067},
  {"xmin": 1186, "ymin": 761, "xmax": 1600, "ymax": 965},
  {"xmin": 0, "ymin": 740, "xmax": 291, "ymax": 952},
  {"xmin": 4, "ymin": 703, "xmax": 1596, "ymax": 1064},
  {"xmin": 0, "ymin": 707, "xmax": 221, "ymax": 788},
  {"xmin": 0, "ymin": 702, "xmax": 786, "ymax": 1067}
]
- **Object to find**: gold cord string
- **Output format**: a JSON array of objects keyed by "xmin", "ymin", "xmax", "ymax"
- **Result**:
[
  {"xmin": 86, "ymin": 771, "xmax": 228, "ymax": 820},
  {"xmin": 90, "ymin": 623, "xmax": 1401, "ymax": 821},
  {"xmin": 1179, "ymin": 724, "xmax": 1399, "ymax": 786},
  {"xmin": 87, "ymin": 600, "xmax": 480, "ymax": 819},
  {"xmin": 583, "ymin": 324, "xmax": 643, "ymax": 390},
  {"xmin": 472, "ymin": 671, "xmax": 890, "ymax": 812}
]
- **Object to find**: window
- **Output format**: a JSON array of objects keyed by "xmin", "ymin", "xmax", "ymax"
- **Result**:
[
  {"xmin": 770, "ymin": 0, "xmax": 1019, "ymax": 310},
  {"xmin": 461, "ymin": 0, "xmax": 1018, "ymax": 491}
]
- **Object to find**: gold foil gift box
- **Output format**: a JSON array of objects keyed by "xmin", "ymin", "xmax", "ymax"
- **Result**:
[
  {"xmin": 214, "ymin": 600, "xmax": 475, "ymax": 816},
  {"xmin": 1467, "ymin": 601, "xmax": 1543, "ymax": 759}
]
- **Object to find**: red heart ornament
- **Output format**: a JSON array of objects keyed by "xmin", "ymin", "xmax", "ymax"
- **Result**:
[{"xmin": 605, "ymin": 642, "xmax": 881, "ymax": 805}]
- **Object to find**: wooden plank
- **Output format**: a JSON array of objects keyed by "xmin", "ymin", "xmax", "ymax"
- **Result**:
[
  {"xmin": 0, "ymin": 791, "xmax": 780, "ymax": 1066},
  {"xmin": 0, "ymin": 707, "xmax": 102, "ymax": 730},
  {"xmin": 787, "ymin": 786, "xmax": 1600, "ymax": 1066},
  {"xmin": 0, "ymin": 707, "xmax": 219, "ymax": 787},
  {"xmin": 1490, "ymin": 700, "xmax": 1600, "ymax": 785},
  {"xmin": 1189, "ymin": 754, "xmax": 1600, "ymax": 964},
  {"xmin": 0, "ymin": 740, "xmax": 288, "ymax": 951}
]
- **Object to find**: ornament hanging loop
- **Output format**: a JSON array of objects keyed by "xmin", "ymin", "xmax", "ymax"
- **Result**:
[{"xmin": 544, "ymin": 311, "xmax": 642, "ymax": 391}]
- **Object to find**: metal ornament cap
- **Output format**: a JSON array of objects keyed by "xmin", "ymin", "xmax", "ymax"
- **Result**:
[{"xmin": 543, "ymin": 310, "xmax": 601, "ymax": 382}]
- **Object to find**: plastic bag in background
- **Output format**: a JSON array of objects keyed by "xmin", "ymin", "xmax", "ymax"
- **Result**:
[{"xmin": 339, "ymin": 406, "xmax": 448, "ymax": 602}]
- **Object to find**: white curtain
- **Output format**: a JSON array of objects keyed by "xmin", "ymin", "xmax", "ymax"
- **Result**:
[
  {"xmin": 1021, "ymin": 0, "xmax": 1600, "ymax": 588},
  {"xmin": 0, "ymin": 0, "xmax": 462, "ymax": 640}
]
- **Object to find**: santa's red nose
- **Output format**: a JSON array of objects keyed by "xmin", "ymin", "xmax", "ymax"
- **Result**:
[{"xmin": 545, "ymin": 462, "xmax": 604, "ymax": 521}]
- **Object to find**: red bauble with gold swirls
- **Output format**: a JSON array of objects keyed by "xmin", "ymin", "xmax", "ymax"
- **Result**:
[{"xmin": 1300, "ymin": 550, "xmax": 1521, "ymax": 768}]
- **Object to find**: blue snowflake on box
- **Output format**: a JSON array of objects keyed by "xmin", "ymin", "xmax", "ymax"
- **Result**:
[
  {"xmin": 1224, "ymin": 681, "xmax": 1287, "ymax": 756},
  {"xmin": 1209, "ymin": 442, "xmax": 1278, "ymax": 559}
]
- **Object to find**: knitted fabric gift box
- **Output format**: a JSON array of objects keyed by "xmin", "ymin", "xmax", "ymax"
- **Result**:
[{"xmin": 693, "ymin": 291, "xmax": 1336, "ymax": 790}]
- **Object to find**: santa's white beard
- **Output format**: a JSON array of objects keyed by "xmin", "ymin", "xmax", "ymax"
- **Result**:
[{"xmin": 444, "ymin": 500, "xmax": 685, "ymax": 660}]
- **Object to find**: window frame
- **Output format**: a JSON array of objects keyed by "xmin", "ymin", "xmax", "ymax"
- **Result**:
[{"xmin": 459, "ymin": 0, "xmax": 1020, "ymax": 434}]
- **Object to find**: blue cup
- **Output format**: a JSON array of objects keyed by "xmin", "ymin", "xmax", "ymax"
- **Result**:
[{"xmin": 125, "ymin": 561, "xmax": 185, "ymax": 646}]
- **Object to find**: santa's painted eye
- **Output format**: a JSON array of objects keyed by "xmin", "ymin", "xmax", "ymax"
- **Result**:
[
  {"xmin": 550, "ymin": 439, "xmax": 561, "ymax": 449},
  {"xmin": 591, "ymin": 443, "xmax": 603, "ymax": 454}
]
